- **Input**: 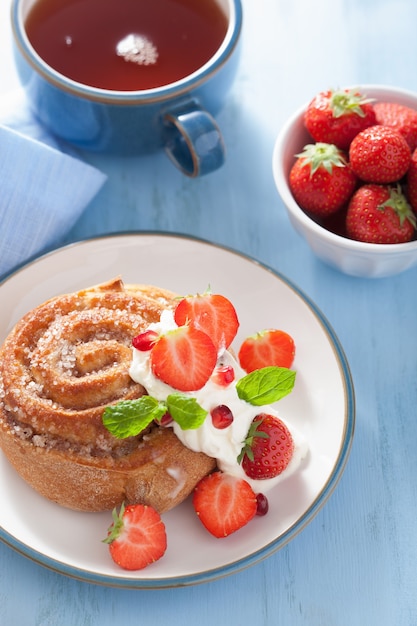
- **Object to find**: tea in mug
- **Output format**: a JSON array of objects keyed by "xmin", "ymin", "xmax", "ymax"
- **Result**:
[{"xmin": 25, "ymin": 0, "xmax": 228, "ymax": 91}]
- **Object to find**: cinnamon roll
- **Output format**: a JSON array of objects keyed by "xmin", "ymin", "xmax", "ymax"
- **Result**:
[{"xmin": 0, "ymin": 278, "xmax": 216, "ymax": 512}]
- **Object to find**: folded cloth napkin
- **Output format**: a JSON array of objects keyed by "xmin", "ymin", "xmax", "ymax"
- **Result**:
[{"xmin": 0, "ymin": 90, "xmax": 107, "ymax": 278}]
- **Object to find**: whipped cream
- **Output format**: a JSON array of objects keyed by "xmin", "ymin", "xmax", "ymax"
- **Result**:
[{"xmin": 129, "ymin": 310, "xmax": 308, "ymax": 493}]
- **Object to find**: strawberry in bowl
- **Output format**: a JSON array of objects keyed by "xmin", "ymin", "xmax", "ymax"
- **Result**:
[{"xmin": 273, "ymin": 85, "xmax": 417, "ymax": 278}]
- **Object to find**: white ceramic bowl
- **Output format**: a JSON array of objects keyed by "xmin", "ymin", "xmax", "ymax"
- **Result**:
[{"xmin": 272, "ymin": 85, "xmax": 417, "ymax": 278}]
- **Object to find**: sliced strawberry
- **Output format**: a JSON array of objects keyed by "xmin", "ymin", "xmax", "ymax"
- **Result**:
[
  {"xmin": 239, "ymin": 414, "xmax": 294, "ymax": 480},
  {"xmin": 150, "ymin": 324, "xmax": 217, "ymax": 391},
  {"xmin": 104, "ymin": 503, "xmax": 167, "ymax": 571},
  {"xmin": 174, "ymin": 293, "xmax": 239, "ymax": 350},
  {"xmin": 238, "ymin": 329, "xmax": 295, "ymax": 373},
  {"xmin": 192, "ymin": 471, "xmax": 257, "ymax": 538}
]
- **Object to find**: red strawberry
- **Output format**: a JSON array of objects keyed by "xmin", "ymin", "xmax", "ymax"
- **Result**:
[
  {"xmin": 304, "ymin": 88, "xmax": 376, "ymax": 150},
  {"xmin": 238, "ymin": 329, "xmax": 295, "ymax": 373},
  {"xmin": 150, "ymin": 324, "xmax": 217, "ymax": 391},
  {"xmin": 192, "ymin": 471, "xmax": 257, "ymax": 538},
  {"xmin": 104, "ymin": 503, "xmax": 167, "ymax": 571},
  {"xmin": 238, "ymin": 413, "xmax": 294, "ymax": 480},
  {"xmin": 406, "ymin": 147, "xmax": 417, "ymax": 213},
  {"xmin": 374, "ymin": 101, "xmax": 417, "ymax": 152},
  {"xmin": 349, "ymin": 125, "xmax": 411, "ymax": 183},
  {"xmin": 289, "ymin": 142, "xmax": 357, "ymax": 217},
  {"xmin": 346, "ymin": 184, "xmax": 416, "ymax": 244},
  {"xmin": 174, "ymin": 292, "xmax": 239, "ymax": 351}
]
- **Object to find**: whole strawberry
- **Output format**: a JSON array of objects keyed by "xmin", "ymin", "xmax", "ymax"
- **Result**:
[
  {"xmin": 374, "ymin": 101, "xmax": 417, "ymax": 152},
  {"xmin": 346, "ymin": 184, "xmax": 416, "ymax": 244},
  {"xmin": 238, "ymin": 413, "xmax": 294, "ymax": 480},
  {"xmin": 304, "ymin": 88, "xmax": 376, "ymax": 150},
  {"xmin": 289, "ymin": 142, "xmax": 357, "ymax": 217},
  {"xmin": 406, "ymin": 147, "xmax": 417, "ymax": 214},
  {"xmin": 349, "ymin": 125, "xmax": 411, "ymax": 183}
]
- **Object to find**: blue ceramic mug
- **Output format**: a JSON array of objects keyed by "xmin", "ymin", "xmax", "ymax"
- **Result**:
[{"xmin": 11, "ymin": 0, "xmax": 242, "ymax": 177}]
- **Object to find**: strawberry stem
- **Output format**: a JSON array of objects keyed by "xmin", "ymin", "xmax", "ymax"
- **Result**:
[
  {"xmin": 237, "ymin": 417, "xmax": 269, "ymax": 465},
  {"xmin": 329, "ymin": 88, "xmax": 374, "ymax": 118},
  {"xmin": 103, "ymin": 502, "xmax": 125, "ymax": 544},
  {"xmin": 380, "ymin": 184, "xmax": 417, "ymax": 229},
  {"xmin": 295, "ymin": 143, "xmax": 348, "ymax": 176}
]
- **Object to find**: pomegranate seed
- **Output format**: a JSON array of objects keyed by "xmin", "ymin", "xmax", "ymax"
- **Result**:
[
  {"xmin": 212, "ymin": 365, "xmax": 235, "ymax": 386},
  {"xmin": 255, "ymin": 493, "xmax": 269, "ymax": 516},
  {"xmin": 158, "ymin": 412, "xmax": 173, "ymax": 427},
  {"xmin": 210, "ymin": 404, "xmax": 234, "ymax": 429},
  {"xmin": 132, "ymin": 330, "xmax": 159, "ymax": 351}
]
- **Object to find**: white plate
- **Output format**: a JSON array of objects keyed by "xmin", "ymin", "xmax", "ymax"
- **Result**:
[{"xmin": 0, "ymin": 233, "xmax": 354, "ymax": 588}]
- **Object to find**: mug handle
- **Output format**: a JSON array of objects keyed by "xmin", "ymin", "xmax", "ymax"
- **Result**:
[{"xmin": 163, "ymin": 103, "xmax": 226, "ymax": 177}]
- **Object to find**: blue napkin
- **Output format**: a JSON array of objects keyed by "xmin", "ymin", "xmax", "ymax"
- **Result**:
[{"xmin": 0, "ymin": 90, "xmax": 107, "ymax": 278}]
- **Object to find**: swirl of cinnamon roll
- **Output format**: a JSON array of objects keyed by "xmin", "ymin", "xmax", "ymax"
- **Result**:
[{"xmin": 0, "ymin": 278, "xmax": 216, "ymax": 512}]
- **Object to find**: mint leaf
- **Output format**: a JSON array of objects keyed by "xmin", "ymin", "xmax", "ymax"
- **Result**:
[
  {"xmin": 167, "ymin": 393, "xmax": 208, "ymax": 430},
  {"xmin": 236, "ymin": 366, "xmax": 296, "ymax": 406},
  {"xmin": 102, "ymin": 396, "xmax": 167, "ymax": 438}
]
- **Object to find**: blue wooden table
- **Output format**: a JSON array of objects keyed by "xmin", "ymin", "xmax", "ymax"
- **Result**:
[{"xmin": 1, "ymin": 1, "xmax": 417, "ymax": 624}]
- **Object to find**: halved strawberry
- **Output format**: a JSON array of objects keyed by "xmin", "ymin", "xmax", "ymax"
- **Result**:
[
  {"xmin": 150, "ymin": 324, "xmax": 217, "ymax": 391},
  {"xmin": 238, "ymin": 329, "xmax": 295, "ymax": 373},
  {"xmin": 103, "ymin": 503, "xmax": 167, "ymax": 571},
  {"xmin": 174, "ymin": 292, "xmax": 239, "ymax": 351},
  {"xmin": 238, "ymin": 414, "xmax": 294, "ymax": 480},
  {"xmin": 192, "ymin": 471, "xmax": 257, "ymax": 538}
]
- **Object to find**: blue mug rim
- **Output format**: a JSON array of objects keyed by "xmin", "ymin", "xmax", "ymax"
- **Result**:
[{"xmin": 11, "ymin": 0, "xmax": 243, "ymax": 105}]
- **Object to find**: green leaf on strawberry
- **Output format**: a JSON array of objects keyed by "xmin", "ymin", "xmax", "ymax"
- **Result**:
[
  {"xmin": 328, "ymin": 88, "xmax": 375, "ymax": 119},
  {"xmin": 295, "ymin": 142, "xmax": 348, "ymax": 175},
  {"xmin": 236, "ymin": 366, "xmax": 296, "ymax": 406}
]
